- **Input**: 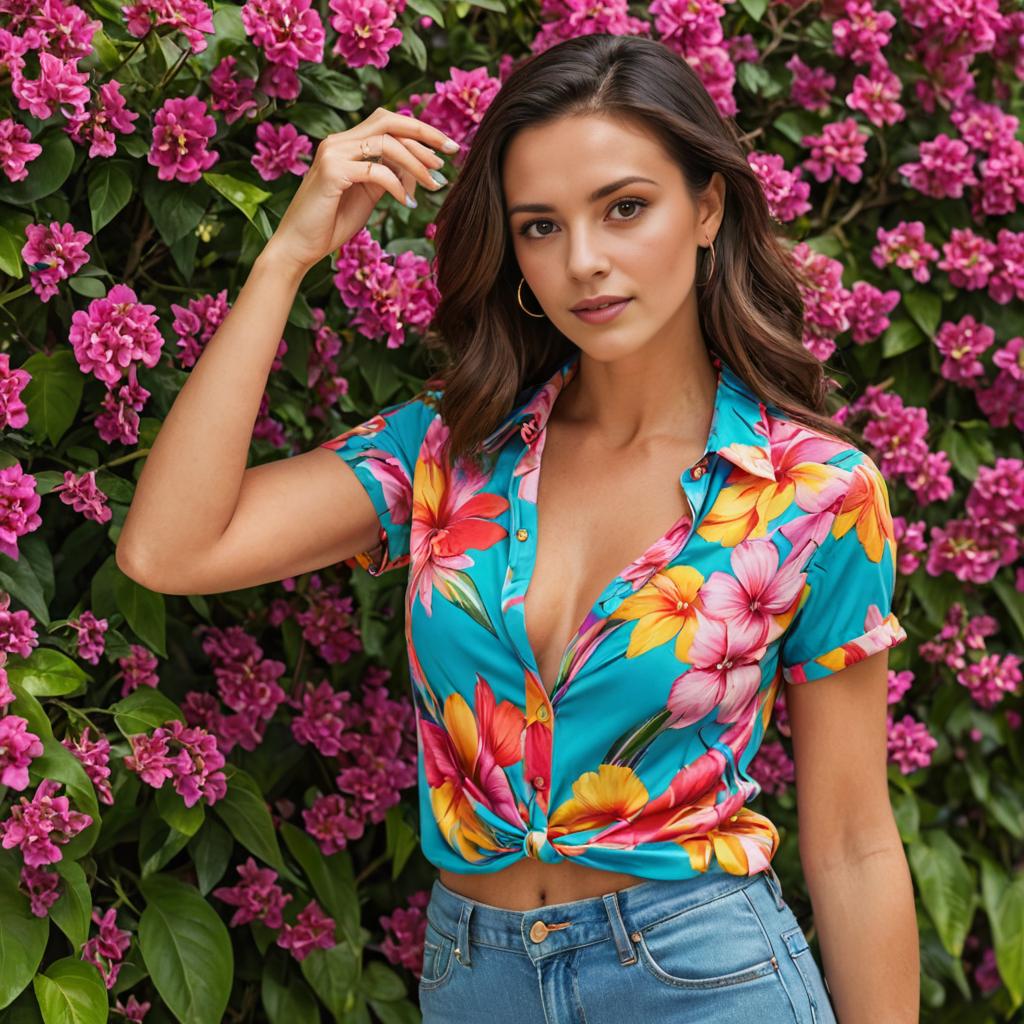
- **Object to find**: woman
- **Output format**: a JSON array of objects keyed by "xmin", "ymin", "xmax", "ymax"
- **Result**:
[{"xmin": 118, "ymin": 32, "xmax": 919, "ymax": 1024}]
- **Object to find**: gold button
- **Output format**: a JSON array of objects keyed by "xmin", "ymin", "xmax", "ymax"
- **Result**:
[
  {"xmin": 516, "ymin": 528, "xmax": 529, "ymax": 541},
  {"xmin": 529, "ymin": 920, "xmax": 550, "ymax": 942},
  {"xmin": 631, "ymin": 931, "xmax": 641, "ymax": 941},
  {"xmin": 537, "ymin": 706, "xmax": 549, "ymax": 721}
]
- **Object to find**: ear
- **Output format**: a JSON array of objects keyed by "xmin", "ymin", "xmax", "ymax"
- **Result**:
[{"xmin": 697, "ymin": 171, "xmax": 726, "ymax": 242}]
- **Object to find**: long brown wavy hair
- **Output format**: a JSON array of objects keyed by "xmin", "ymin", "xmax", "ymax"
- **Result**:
[{"xmin": 422, "ymin": 32, "xmax": 864, "ymax": 467}]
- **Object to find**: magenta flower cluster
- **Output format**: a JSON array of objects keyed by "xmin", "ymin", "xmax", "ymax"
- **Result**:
[{"xmin": 123, "ymin": 719, "xmax": 228, "ymax": 808}]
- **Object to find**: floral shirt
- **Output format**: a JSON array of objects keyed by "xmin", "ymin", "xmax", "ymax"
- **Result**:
[{"xmin": 320, "ymin": 349, "xmax": 907, "ymax": 879}]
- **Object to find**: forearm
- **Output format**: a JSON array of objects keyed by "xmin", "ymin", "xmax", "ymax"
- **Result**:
[
  {"xmin": 117, "ymin": 247, "xmax": 305, "ymax": 575},
  {"xmin": 802, "ymin": 843, "xmax": 920, "ymax": 1024}
]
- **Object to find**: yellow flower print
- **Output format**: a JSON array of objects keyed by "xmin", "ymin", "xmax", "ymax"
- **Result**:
[{"xmin": 609, "ymin": 565, "xmax": 705, "ymax": 661}]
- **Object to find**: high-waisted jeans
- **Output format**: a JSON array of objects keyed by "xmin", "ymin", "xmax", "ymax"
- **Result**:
[{"xmin": 418, "ymin": 864, "xmax": 838, "ymax": 1023}]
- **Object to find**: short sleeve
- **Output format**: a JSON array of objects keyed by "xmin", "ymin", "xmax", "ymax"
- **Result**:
[
  {"xmin": 780, "ymin": 451, "xmax": 908, "ymax": 684},
  {"xmin": 319, "ymin": 388, "xmax": 440, "ymax": 577}
]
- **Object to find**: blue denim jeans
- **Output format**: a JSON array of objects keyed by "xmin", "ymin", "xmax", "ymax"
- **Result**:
[{"xmin": 418, "ymin": 865, "xmax": 838, "ymax": 1023}]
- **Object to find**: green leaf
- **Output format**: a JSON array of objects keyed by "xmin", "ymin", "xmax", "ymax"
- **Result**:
[
  {"xmin": 0, "ymin": 133, "xmax": 75, "ymax": 206},
  {"xmin": 397, "ymin": 24, "xmax": 427, "ymax": 71},
  {"xmin": 49, "ymin": 861, "xmax": 92, "ymax": 954},
  {"xmin": 881, "ymin": 318, "xmax": 925, "ymax": 358},
  {"xmin": 188, "ymin": 818, "xmax": 234, "ymax": 896},
  {"xmin": 66, "ymin": 276, "xmax": 106, "ymax": 298},
  {"xmin": 286, "ymin": 104, "xmax": 347, "ymax": 139},
  {"xmin": 406, "ymin": 0, "xmax": 446, "ymax": 22},
  {"xmin": 112, "ymin": 568, "xmax": 166, "ymax": 658},
  {"xmin": 279, "ymin": 822, "xmax": 359, "ymax": 946},
  {"xmin": 138, "ymin": 874, "xmax": 233, "ymax": 1024},
  {"xmin": 0, "ymin": 864, "xmax": 49, "ymax": 1011},
  {"xmin": 992, "ymin": 575, "xmax": 1024, "ymax": 643},
  {"xmin": 298, "ymin": 943, "xmax": 357, "ymax": 1022},
  {"xmin": 212, "ymin": 768, "xmax": 285, "ymax": 872},
  {"xmin": 908, "ymin": 830, "xmax": 975, "ymax": 958},
  {"xmin": 360, "ymin": 961, "xmax": 405, "ymax": 1002},
  {"xmin": 155, "ymin": 784, "xmax": 206, "ymax": 838},
  {"xmin": 0, "ymin": 207, "xmax": 31, "ymax": 278},
  {"xmin": 109, "ymin": 687, "xmax": 185, "ymax": 738},
  {"xmin": 142, "ymin": 175, "xmax": 208, "ymax": 247},
  {"xmin": 32, "ymin": 958, "xmax": 106, "ymax": 1024},
  {"xmin": 87, "ymin": 162, "xmax": 132, "ymax": 234},
  {"xmin": 938, "ymin": 426, "xmax": 979, "ymax": 481},
  {"xmin": 202, "ymin": 172, "xmax": 271, "ymax": 225},
  {"xmin": 4, "ymin": 648, "xmax": 88, "ymax": 698},
  {"xmin": 298, "ymin": 65, "xmax": 362, "ymax": 111},
  {"xmin": 981, "ymin": 860, "xmax": 1024, "ymax": 1009},
  {"xmin": 0, "ymin": 545, "xmax": 53, "ymax": 627},
  {"xmin": 739, "ymin": 0, "xmax": 769, "ymax": 19},
  {"xmin": 901, "ymin": 290, "xmax": 941, "ymax": 338},
  {"xmin": 19, "ymin": 350, "xmax": 85, "ymax": 449},
  {"xmin": 261, "ymin": 953, "xmax": 321, "ymax": 1024},
  {"xmin": 772, "ymin": 110, "xmax": 821, "ymax": 147}
]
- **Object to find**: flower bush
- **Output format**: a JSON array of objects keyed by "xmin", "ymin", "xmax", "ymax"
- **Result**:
[{"xmin": 0, "ymin": 0, "xmax": 1021, "ymax": 1021}]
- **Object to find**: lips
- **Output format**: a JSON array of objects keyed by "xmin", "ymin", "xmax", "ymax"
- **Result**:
[{"xmin": 571, "ymin": 295, "xmax": 631, "ymax": 311}]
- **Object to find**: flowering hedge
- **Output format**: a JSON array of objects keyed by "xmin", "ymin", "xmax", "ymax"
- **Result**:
[{"xmin": 0, "ymin": 0, "xmax": 1021, "ymax": 1021}]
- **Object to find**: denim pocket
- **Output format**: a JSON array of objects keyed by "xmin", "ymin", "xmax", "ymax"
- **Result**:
[
  {"xmin": 419, "ymin": 918, "xmax": 457, "ymax": 992},
  {"xmin": 781, "ymin": 924, "xmax": 822, "ymax": 1023},
  {"xmin": 632, "ymin": 885, "xmax": 781, "ymax": 990}
]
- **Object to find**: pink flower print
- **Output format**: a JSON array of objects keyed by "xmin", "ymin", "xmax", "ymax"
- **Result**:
[
  {"xmin": 147, "ymin": 95, "xmax": 219, "ymax": 184},
  {"xmin": 667, "ymin": 611, "xmax": 768, "ymax": 729},
  {"xmin": 21, "ymin": 221, "xmax": 91, "ymax": 303},
  {"xmin": 699, "ymin": 538, "xmax": 807, "ymax": 647}
]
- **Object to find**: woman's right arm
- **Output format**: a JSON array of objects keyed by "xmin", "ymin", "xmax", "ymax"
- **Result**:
[
  {"xmin": 115, "ymin": 110, "xmax": 457, "ymax": 595},
  {"xmin": 115, "ymin": 247, "xmax": 381, "ymax": 595}
]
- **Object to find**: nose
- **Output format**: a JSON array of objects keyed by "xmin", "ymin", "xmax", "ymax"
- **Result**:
[{"xmin": 564, "ymin": 223, "xmax": 612, "ymax": 282}]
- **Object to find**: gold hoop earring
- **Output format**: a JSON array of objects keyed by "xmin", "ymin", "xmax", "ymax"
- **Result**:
[
  {"xmin": 517, "ymin": 277, "xmax": 546, "ymax": 318},
  {"xmin": 700, "ymin": 236, "xmax": 717, "ymax": 286}
]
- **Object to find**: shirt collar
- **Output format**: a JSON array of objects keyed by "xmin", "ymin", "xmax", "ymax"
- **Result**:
[{"xmin": 479, "ymin": 348, "xmax": 777, "ymax": 481}]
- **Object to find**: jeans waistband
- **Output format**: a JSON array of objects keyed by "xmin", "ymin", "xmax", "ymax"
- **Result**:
[{"xmin": 427, "ymin": 864, "xmax": 783, "ymax": 968}]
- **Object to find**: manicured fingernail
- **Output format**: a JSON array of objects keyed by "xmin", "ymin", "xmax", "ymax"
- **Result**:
[
  {"xmin": 429, "ymin": 169, "xmax": 448, "ymax": 186},
  {"xmin": 441, "ymin": 138, "xmax": 460, "ymax": 153},
  {"xmin": 405, "ymin": 193, "xmax": 417, "ymax": 208}
]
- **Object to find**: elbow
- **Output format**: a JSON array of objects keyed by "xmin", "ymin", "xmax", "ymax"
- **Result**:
[{"xmin": 115, "ymin": 541, "xmax": 165, "ymax": 593}]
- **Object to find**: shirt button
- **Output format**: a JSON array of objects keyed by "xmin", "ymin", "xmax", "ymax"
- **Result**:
[
  {"xmin": 516, "ymin": 528, "xmax": 529, "ymax": 541},
  {"xmin": 529, "ymin": 920, "xmax": 550, "ymax": 942},
  {"xmin": 537, "ymin": 706, "xmax": 549, "ymax": 722},
  {"xmin": 532, "ymin": 775, "xmax": 546, "ymax": 789}
]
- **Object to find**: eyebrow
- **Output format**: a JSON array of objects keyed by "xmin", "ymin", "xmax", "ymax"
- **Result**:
[{"xmin": 506, "ymin": 175, "xmax": 658, "ymax": 217}]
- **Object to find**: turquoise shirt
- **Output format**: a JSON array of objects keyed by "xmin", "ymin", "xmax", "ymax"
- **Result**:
[{"xmin": 321, "ymin": 349, "xmax": 907, "ymax": 879}]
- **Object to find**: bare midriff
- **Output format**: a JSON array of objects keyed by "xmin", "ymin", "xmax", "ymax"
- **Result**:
[{"xmin": 439, "ymin": 860, "xmax": 651, "ymax": 911}]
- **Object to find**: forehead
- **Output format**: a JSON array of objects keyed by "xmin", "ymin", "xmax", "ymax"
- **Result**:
[{"xmin": 501, "ymin": 115, "xmax": 671, "ymax": 196}]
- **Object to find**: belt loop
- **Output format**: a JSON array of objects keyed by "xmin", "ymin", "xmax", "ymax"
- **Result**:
[
  {"xmin": 766, "ymin": 864, "xmax": 785, "ymax": 910},
  {"xmin": 601, "ymin": 891, "xmax": 638, "ymax": 966},
  {"xmin": 454, "ymin": 901, "xmax": 473, "ymax": 966}
]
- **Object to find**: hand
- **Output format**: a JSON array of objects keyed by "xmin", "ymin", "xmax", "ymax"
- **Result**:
[{"xmin": 260, "ymin": 107, "xmax": 457, "ymax": 277}]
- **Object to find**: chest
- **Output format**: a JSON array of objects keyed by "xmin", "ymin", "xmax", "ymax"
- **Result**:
[{"xmin": 523, "ymin": 422, "xmax": 705, "ymax": 698}]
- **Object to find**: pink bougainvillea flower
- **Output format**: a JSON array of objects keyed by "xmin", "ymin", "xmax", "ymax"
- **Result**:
[
  {"xmin": 11, "ymin": 53, "xmax": 90, "ymax": 120},
  {"xmin": 0, "ymin": 352, "xmax": 31, "ymax": 431},
  {"xmin": 0, "ymin": 715, "xmax": 44, "ymax": 790},
  {"xmin": 52, "ymin": 470, "xmax": 114, "ymax": 526},
  {"xmin": 328, "ymin": 0, "xmax": 404, "ymax": 68},
  {"xmin": 0, "ymin": 117, "xmax": 41, "ymax": 182},
  {"xmin": 746, "ymin": 151, "xmax": 811, "ymax": 222},
  {"xmin": 68, "ymin": 283, "xmax": 164, "ymax": 386},
  {"xmin": 898, "ymin": 133, "xmax": 978, "ymax": 199},
  {"xmin": 81, "ymin": 906, "xmax": 132, "ymax": 989},
  {"xmin": 241, "ymin": 0, "xmax": 325, "ymax": 67},
  {"xmin": 275, "ymin": 899, "xmax": 337, "ymax": 961},
  {"xmin": 61, "ymin": 726, "xmax": 114, "ymax": 805},
  {"xmin": 212, "ymin": 856, "xmax": 293, "ymax": 928},
  {"xmin": 122, "ymin": 0, "xmax": 215, "ymax": 52},
  {"xmin": 0, "ymin": 779, "xmax": 93, "ymax": 867},
  {"xmin": 251, "ymin": 121, "xmax": 312, "ymax": 181},
  {"xmin": 801, "ymin": 117, "xmax": 870, "ymax": 183},
  {"xmin": 0, "ymin": 462, "xmax": 43, "ymax": 561},
  {"xmin": 65, "ymin": 79, "xmax": 139, "ymax": 158},
  {"xmin": 147, "ymin": 95, "xmax": 218, "ymax": 183},
  {"xmin": 209, "ymin": 56, "xmax": 258, "ymax": 124},
  {"xmin": 21, "ymin": 221, "xmax": 91, "ymax": 303}
]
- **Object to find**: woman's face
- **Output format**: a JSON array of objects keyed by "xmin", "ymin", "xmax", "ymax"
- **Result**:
[{"xmin": 502, "ymin": 114, "xmax": 724, "ymax": 363}]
